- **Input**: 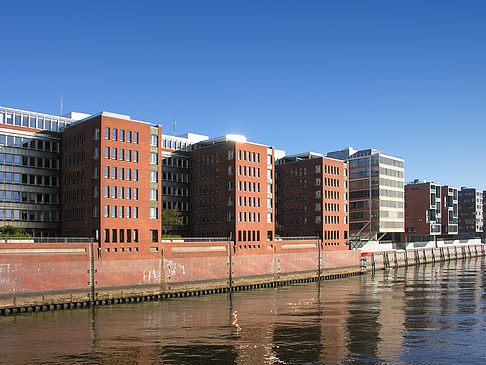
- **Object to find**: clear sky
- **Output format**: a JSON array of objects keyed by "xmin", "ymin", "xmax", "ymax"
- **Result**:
[{"xmin": 2, "ymin": 1, "xmax": 485, "ymax": 189}]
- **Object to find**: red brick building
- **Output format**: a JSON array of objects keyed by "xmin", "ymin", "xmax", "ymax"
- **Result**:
[
  {"xmin": 275, "ymin": 153, "xmax": 349, "ymax": 251},
  {"xmin": 61, "ymin": 112, "xmax": 161, "ymax": 254},
  {"xmin": 404, "ymin": 180, "xmax": 442, "ymax": 243},
  {"xmin": 190, "ymin": 135, "xmax": 275, "ymax": 244}
]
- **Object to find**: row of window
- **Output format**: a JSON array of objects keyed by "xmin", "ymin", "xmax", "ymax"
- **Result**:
[
  {"xmin": 0, "ymin": 191, "xmax": 58, "ymax": 204},
  {"xmin": 237, "ymin": 165, "xmax": 260, "ymax": 178},
  {"xmin": 105, "ymin": 127, "xmax": 139, "ymax": 144},
  {"xmin": 196, "ymin": 199, "xmax": 219, "ymax": 210},
  {"xmin": 0, "ymin": 154, "xmax": 59, "ymax": 169},
  {"xmin": 104, "ymin": 228, "xmax": 139, "ymax": 243},
  {"xmin": 161, "ymin": 186, "xmax": 188, "ymax": 197},
  {"xmin": 237, "ymin": 196, "xmax": 261, "ymax": 208},
  {"xmin": 64, "ymin": 208, "xmax": 86, "ymax": 221},
  {"xmin": 162, "ymin": 171, "xmax": 188, "ymax": 183},
  {"xmin": 104, "ymin": 166, "xmax": 139, "ymax": 181},
  {"xmin": 283, "ymin": 167, "xmax": 307, "ymax": 178},
  {"xmin": 238, "ymin": 150, "xmax": 261, "ymax": 163},
  {"xmin": 237, "ymin": 211, "xmax": 262, "ymax": 223},
  {"xmin": 104, "ymin": 205, "xmax": 139, "ymax": 219},
  {"xmin": 281, "ymin": 180, "xmax": 307, "ymax": 190},
  {"xmin": 0, "ymin": 172, "xmax": 58, "ymax": 187},
  {"xmin": 0, "ymin": 135, "xmax": 59, "ymax": 152},
  {"xmin": 284, "ymin": 192, "xmax": 308, "ymax": 201},
  {"xmin": 237, "ymin": 230, "xmax": 262, "ymax": 242},
  {"xmin": 196, "ymin": 215, "xmax": 220, "ymax": 224},
  {"xmin": 314, "ymin": 190, "xmax": 340, "ymax": 200},
  {"xmin": 0, "ymin": 209, "xmax": 58, "ymax": 222},
  {"xmin": 104, "ymin": 186, "xmax": 139, "ymax": 200},
  {"xmin": 238, "ymin": 181, "xmax": 261, "ymax": 192},
  {"xmin": 64, "ymin": 152, "xmax": 86, "ymax": 167},
  {"xmin": 162, "ymin": 156, "xmax": 189, "ymax": 168},
  {"xmin": 64, "ymin": 133, "xmax": 86, "ymax": 150},
  {"xmin": 64, "ymin": 170, "xmax": 85, "ymax": 185},
  {"xmin": 196, "ymin": 168, "xmax": 219, "ymax": 180},
  {"xmin": 64, "ymin": 189, "xmax": 85, "ymax": 203},
  {"xmin": 196, "ymin": 184, "xmax": 218, "ymax": 195},
  {"xmin": 0, "ymin": 111, "xmax": 68, "ymax": 131},
  {"xmin": 104, "ymin": 147, "xmax": 139, "ymax": 162},
  {"xmin": 195, "ymin": 153, "xmax": 219, "ymax": 166}
]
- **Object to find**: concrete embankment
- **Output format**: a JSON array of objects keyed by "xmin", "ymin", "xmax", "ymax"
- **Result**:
[
  {"xmin": 1, "ymin": 240, "xmax": 484, "ymax": 316},
  {"xmin": 361, "ymin": 243, "xmax": 485, "ymax": 272}
]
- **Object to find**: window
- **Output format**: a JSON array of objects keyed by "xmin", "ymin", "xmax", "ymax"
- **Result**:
[
  {"xmin": 111, "ymin": 206, "xmax": 117, "ymax": 218},
  {"xmin": 104, "ymin": 147, "xmax": 110, "ymax": 159},
  {"xmin": 150, "ymin": 189, "xmax": 158, "ymax": 201},
  {"xmin": 150, "ymin": 153, "xmax": 158, "ymax": 164},
  {"xmin": 112, "ymin": 167, "xmax": 117, "ymax": 179},
  {"xmin": 150, "ymin": 135, "xmax": 158, "ymax": 146},
  {"xmin": 126, "ymin": 150, "xmax": 131, "ymax": 162},
  {"xmin": 104, "ymin": 185, "xmax": 109, "ymax": 198},
  {"xmin": 150, "ymin": 207, "xmax": 158, "ymax": 219},
  {"xmin": 134, "ymin": 207, "xmax": 138, "ymax": 219},
  {"xmin": 119, "ymin": 149, "xmax": 124, "ymax": 161},
  {"xmin": 104, "ymin": 166, "xmax": 110, "ymax": 179},
  {"xmin": 133, "ymin": 188, "xmax": 138, "ymax": 200},
  {"xmin": 134, "ymin": 132, "xmax": 139, "ymax": 144},
  {"xmin": 112, "ymin": 128, "xmax": 117, "ymax": 141},
  {"xmin": 127, "ymin": 131, "xmax": 132, "ymax": 143},
  {"xmin": 150, "ymin": 171, "xmax": 157, "ymax": 182},
  {"xmin": 133, "ymin": 169, "xmax": 138, "ymax": 181},
  {"xmin": 104, "ymin": 205, "xmax": 109, "ymax": 217},
  {"xmin": 315, "ymin": 165, "xmax": 321, "ymax": 173},
  {"xmin": 112, "ymin": 148, "xmax": 117, "ymax": 160},
  {"xmin": 105, "ymin": 127, "xmax": 110, "ymax": 140},
  {"xmin": 134, "ymin": 150, "xmax": 139, "ymax": 162},
  {"xmin": 227, "ymin": 150, "xmax": 234, "ymax": 160}
]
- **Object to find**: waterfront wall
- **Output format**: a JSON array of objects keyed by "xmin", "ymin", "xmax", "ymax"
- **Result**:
[{"xmin": 0, "ymin": 239, "xmax": 361, "ymax": 310}]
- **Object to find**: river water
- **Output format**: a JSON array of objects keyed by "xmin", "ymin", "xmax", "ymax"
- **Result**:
[{"xmin": 0, "ymin": 257, "xmax": 485, "ymax": 364}]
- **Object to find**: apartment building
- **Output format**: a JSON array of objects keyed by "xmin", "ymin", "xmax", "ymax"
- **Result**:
[
  {"xmin": 458, "ymin": 187, "xmax": 483, "ymax": 237},
  {"xmin": 275, "ymin": 152, "xmax": 348, "ymax": 250},
  {"xmin": 190, "ymin": 135, "xmax": 275, "ymax": 244},
  {"xmin": 327, "ymin": 147, "xmax": 404, "ymax": 245},
  {"xmin": 0, "ymin": 106, "xmax": 87, "ymax": 236},
  {"xmin": 404, "ymin": 180, "xmax": 442, "ymax": 243},
  {"xmin": 441, "ymin": 185, "xmax": 459, "ymax": 236}
]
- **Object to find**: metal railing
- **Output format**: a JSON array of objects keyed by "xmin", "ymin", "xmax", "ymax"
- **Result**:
[
  {"xmin": 0, "ymin": 237, "xmax": 92, "ymax": 244},
  {"xmin": 159, "ymin": 237, "xmax": 230, "ymax": 243},
  {"xmin": 274, "ymin": 236, "xmax": 319, "ymax": 241}
]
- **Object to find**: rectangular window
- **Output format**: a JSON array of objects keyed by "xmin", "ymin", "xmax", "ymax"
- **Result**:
[
  {"xmin": 150, "ymin": 153, "xmax": 158, "ymax": 164},
  {"xmin": 119, "ymin": 149, "xmax": 124, "ymax": 161},
  {"xmin": 127, "ymin": 131, "xmax": 132, "ymax": 143},
  {"xmin": 112, "ymin": 167, "xmax": 117, "ymax": 179},
  {"xmin": 126, "ymin": 187, "xmax": 131, "ymax": 199},
  {"xmin": 119, "ymin": 186, "xmax": 124, "ymax": 198},
  {"xmin": 112, "ymin": 148, "xmax": 117, "ymax": 160},
  {"xmin": 111, "ymin": 206, "xmax": 117, "ymax": 218},
  {"xmin": 119, "ymin": 206, "xmax": 124, "ymax": 218},
  {"xmin": 119, "ymin": 168, "xmax": 124, "ymax": 180},
  {"xmin": 119, "ymin": 130, "xmax": 125, "ymax": 142},
  {"xmin": 134, "ymin": 150, "xmax": 139, "ymax": 162},
  {"xmin": 133, "ymin": 169, "xmax": 138, "ymax": 181},
  {"xmin": 126, "ymin": 206, "xmax": 131, "ymax": 218},
  {"xmin": 104, "ymin": 147, "xmax": 110, "ymax": 159},
  {"xmin": 104, "ymin": 185, "xmax": 109, "ymax": 198},
  {"xmin": 104, "ymin": 166, "xmax": 110, "ymax": 179},
  {"xmin": 126, "ymin": 150, "xmax": 131, "ymax": 162},
  {"xmin": 112, "ymin": 128, "xmax": 117, "ymax": 141},
  {"xmin": 150, "ymin": 189, "xmax": 158, "ymax": 201},
  {"xmin": 134, "ymin": 132, "xmax": 139, "ymax": 144},
  {"xmin": 104, "ymin": 205, "xmax": 109, "ymax": 217},
  {"xmin": 150, "ymin": 207, "xmax": 158, "ymax": 219},
  {"xmin": 112, "ymin": 186, "xmax": 117, "ymax": 199},
  {"xmin": 150, "ymin": 171, "xmax": 157, "ymax": 182},
  {"xmin": 105, "ymin": 127, "xmax": 110, "ymax": 140},
  {"xmin": 150, "ymin": 135, "xmax": 158, "ymax": 146},
  {"xmin": 134, "ymin": 207, "xmax": 138, "ymax": 219}
]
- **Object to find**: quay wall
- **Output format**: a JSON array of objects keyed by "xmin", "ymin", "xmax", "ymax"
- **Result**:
[{"xmin": 0, "ymin": 239, "xmax": 483, "ymax": 314}]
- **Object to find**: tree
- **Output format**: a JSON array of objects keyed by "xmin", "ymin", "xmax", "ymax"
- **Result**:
[
  {"xmin": 0, "ymin": 225, "xmax": 31, "ymax": 237},
  {"xmin": 161, "ymin": 210, "xmax": 184, "ymax": 236},
  {"xmin": 275, "ymin": 222, "xmax": 284, "ymax": 237}
]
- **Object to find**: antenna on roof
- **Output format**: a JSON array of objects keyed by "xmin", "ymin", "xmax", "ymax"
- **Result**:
[
  {"xmin": 173, "ymin": 117, "xmax": 176, "ymax": 136},
  {"xmin": 60, "ymin": 94, "xmax": 63, "ymax": 116}
]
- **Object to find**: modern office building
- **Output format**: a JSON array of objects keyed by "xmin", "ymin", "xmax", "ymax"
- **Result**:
[
  {"xmin": 458, "ymin": 187, "xmax": 483, "ymax": 237},
  {"xmin": 0, "ymin": 106, "xmax": 88, "ymax": 236},
  {"xmin": 275, "ymin": 152, "xmax": 349, "ymax": 250},
  {"xmin": 189, "ymin": 134, "xmax": 276, "ymax": 244},
  {"xmin": 404, "ymin": 180, "xmax": 442, "ymax": 243},
  {"xmin": 327, "ymin": 147, "xmax": 404, "ymax": 246}
]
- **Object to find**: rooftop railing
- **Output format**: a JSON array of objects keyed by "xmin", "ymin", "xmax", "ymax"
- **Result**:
[{"xmin": 0, "ymin": 237, "xmax": 92, "ymax": 244}]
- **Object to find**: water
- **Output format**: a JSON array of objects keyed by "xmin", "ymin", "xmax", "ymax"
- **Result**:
[{"xmin": 0, "ymin": 258, "xmax": 485, "ymax": 364}]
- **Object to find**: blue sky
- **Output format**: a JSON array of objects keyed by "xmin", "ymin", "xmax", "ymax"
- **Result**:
[{"xmin": 2, "ymin": 1, "xmax": 485, "ymax": 189}]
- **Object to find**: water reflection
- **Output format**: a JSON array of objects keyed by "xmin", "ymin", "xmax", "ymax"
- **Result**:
[{"xmin": 0, "ymin": 258, "xmax": 485, "ymax": 364}]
